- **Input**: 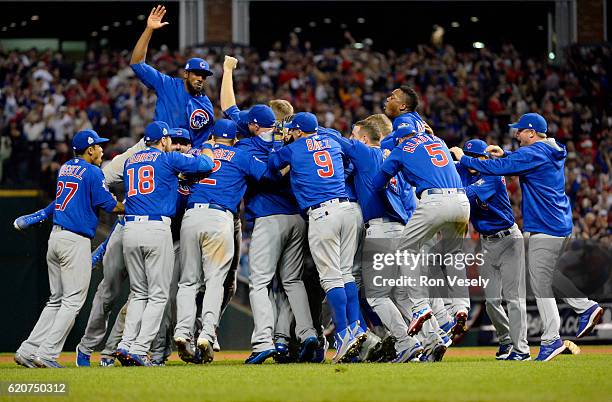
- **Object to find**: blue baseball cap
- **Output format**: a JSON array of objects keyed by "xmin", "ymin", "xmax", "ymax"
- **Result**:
[
  {"xmin": 144, "ymin": 121, "xmax": 171, "ymax": 142},
  {"xmin": 463, "ymin": 139, "xmax": 488, "ymax": 157},
  {"xmin": 392, "ymin": 120, "xmax": 417, "ymax": 140},
  {"xmin": 170, "ymin": 128, "xmax": 191, "ymax": 143},
  {"xmin": 247, "ymin": 105, "xmax": 276, "ymax": 128},
  {"xmin": 212, "ymin": 119, "xmax": 237, "ymax": 139},
  {"xmin": 184, "ymin": 57, "xmax": 213, "ymax": 76},
  {"xmin": 72, "ymin": 129, "xmax": 109, "ymax": 152},
  {"xmin": 509, "ymin": 113, "xmax": 547, "ymax": 133},
  {"xmin": 285, "ymin": 112, "xmax": 318, "ymax": 133}
]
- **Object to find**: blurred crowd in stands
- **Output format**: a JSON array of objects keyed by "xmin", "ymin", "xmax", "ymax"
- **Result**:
[{"xmin": 0, "ymin": 41, "xmax": 610, "ymax": 246}]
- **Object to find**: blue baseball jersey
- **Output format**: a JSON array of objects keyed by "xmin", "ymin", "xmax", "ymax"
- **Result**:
[
  {"xmin": 234, "ymin": 135, "xmax": 300, "ymax": 220},
  {"xmin": 459, "ymin": 140, "xmax": 572, "ymax": 237},
  {"xmin": 187, "ymin": 144, "xmax": 269, "ymax": 213},
  {"xmin": 456, "ymin": 164, "xmax": 514, "ymax": 236},
  {"xmin": 323, "ymin": 129, "xmax": 408, "ymax": 223},
  {"xmin": 381, "ymin": 134, "xmax": 417, "ymax": 220},
  {"xmin": 131, "ymin": 63, "xmax": 215, "ymax": 148},
  {"xmin": 268, "ymin": 135, "xmax": 348, "ymax": 210},
  {"xmin": 392, "ymin": 112, "xmax": 426, "ymax": 133},
  {"xmin": 53, "ymin": 158, "xmax": 117, "ymax": 238},
  {"xmin": 123, "ymin": 148, "xmax": 213, "ymax": 217},
  {"xmin": 375, "ymin": 134, "xmax": 462, "ymax": 196}
]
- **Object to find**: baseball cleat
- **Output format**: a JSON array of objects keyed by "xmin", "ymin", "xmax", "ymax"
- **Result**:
[
  {"xmin": 298, "ymin": 336, "xmax": 319, "ymax": 362},
  {"xmin": 332, "ymin": 327, "xmax": 361, "ymax": 364},
  {"xmin": 245, "ymin": 349, "xmax": 276, "ymax": 364},
  {"xmin": 451, "ymin": 311, "xmax": 468, "ymax": 342},
  {"xmin": 174, "ymin": 336, "xmax": 196, "ymax": 363},
  {"xmin": 496, "ymin": 343, "xmax": 513, "ymax": 360},
  {"xmin": 273, "ymin": 342, "xmax": 294, "ymax": 363},
  {"xmin": 76, "ymin": 347, "xmax": 91, "ymax": 367},
  {"xmin": 358, "ymin": 330, "xmax": 383, "ymax": 362},
  {"xmin": 128, "ymin": 353, "xmax": 153, "ymax": 367},
  {"xmin": 377, "ymin": 335, "xmax": 397, "ymax": 362},
  {"xmin": 407, "ymin": 307, "xmax": 433, "ymax": 336},
  {"xmin": 349, "ymin": 321, "xmax": 368, "ymax": 345},
  {"xmin": 213, "ymin": 338, "xmax": 221, "ymax": 352},
  {"xmin": 151, "ymin": 359, "xmax": 166, "ymax": 366},
  {"xmin": 13, "ymin": 209, "xmax": 48, "ymax": 231},
  {"xmin": 100, "ymin": 357, "xmax": 115, "ymax": 367},
  {"xmin": 311, "ymin": 335, "xmax": 329, "ymax": 363},
  {"xmin": 196, "ymin": 338, "xmax": 214, "ymax": 363},
  {"xmin": 391, "ymin": 343, "xmax": 424, "ymax": 363},
  {"xmin": 422, "ymin": 342, "xmax": 447, "ymax": 362},
  {"xmin": 114, "ymin": 348, "xmax": 132, "ymax": 366},
  {"xmin": 576, "ymin": 304, "xmax": 603, "ymax": 339},
  {"xmin": 505, "ymin": 351, "xmax": 531, "ymax": 361},
  {"xmin": 33, "ymin": 356, "xmax": 64, "ymax": 368},
  {"xmin": 535, "ymin": 339, "xmax": 567, "ymax": 362},
  {"xmin": 14, "ymin": 352, "xmax": 37, "ymax": 368}
]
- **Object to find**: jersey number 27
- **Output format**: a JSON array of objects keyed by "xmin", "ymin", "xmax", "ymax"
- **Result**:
[{"xmin": 126, "ymin": 166, "xmax": 155, "ymax": 197}]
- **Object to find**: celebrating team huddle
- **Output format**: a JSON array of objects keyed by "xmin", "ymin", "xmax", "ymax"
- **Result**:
[{"xmin": 12, "ymin": 5, "xmax": 604, "ymax": 369}]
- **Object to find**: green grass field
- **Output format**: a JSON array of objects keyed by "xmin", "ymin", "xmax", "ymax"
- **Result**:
[{"xmin": 1, "ymin": 347, "xmax": 610, "ymax": 402}]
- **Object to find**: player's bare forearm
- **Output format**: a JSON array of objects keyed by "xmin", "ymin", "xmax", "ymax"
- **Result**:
[
  {"xmin": 221, "ymin": 56, "xmax": 238, "ymax": 111},
  {"xmin": 112, "ymin": 201, "xmax": 125, "ymax": 214},
  {"xmin": 130, "ymin": 27, "xmax": 154, "ymax": 64}
]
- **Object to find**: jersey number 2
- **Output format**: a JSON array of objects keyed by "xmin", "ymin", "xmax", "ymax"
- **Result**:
[
  {"xmin": 313, "ymin": 151, "xmax": 334, "ymax": 178},
  {"xmin": 55, "ymin": 182, "xmax": 79, "ymax": 211},
  {"xmin": 424, "ymin": 144, "xmax": 449, "ymax": 167},
  {"xmin": 126, "ymin": 166, "xmax": 155, "ymax": 197},
  {"xmin": 199, "ymin": 160, "xmax": 222, "ymax": 185}
]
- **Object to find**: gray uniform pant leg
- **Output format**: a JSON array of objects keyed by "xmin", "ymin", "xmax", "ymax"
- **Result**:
[
  {"xmin": 527, "ymin": 233, "xmax": 596, "ymax": 343},
  {"xmin": 220, "ymin": 216, "xmax": 241, "ymax": 322},
  {"xmin": 19, "ymin": 229, "xmax": 92, "ymax": 360},
  {"xmin": 150, "ymin": 241, "xmax": 181, "ymax": 361},
  {"xmin": 273, "ymin": 288, "xmax": 293, "ymax": 342},
  {"xmin": 100, "ymin": 299, "xmax": 128, "ymax": 358},
  {"xmin": 307, "ymin": 201, "xmax": 358, "ymax": 292},
  {"xmin": 119, "ymin": 221, "xmax": 173, "ymax": 355},
  {"xmin": 78, "ymin": 224, "xmax": 127, "ymax": 355}
]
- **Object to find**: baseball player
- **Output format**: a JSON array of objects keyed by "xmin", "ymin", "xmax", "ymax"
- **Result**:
[
  {"xmin": 115, "ymin": 121, "xmax": 214, "ymax": 366},
  {"xmin": 372, "ymin": 121, "xmax": 470, "ymax": 362},
  {"xmin": 450, "ymin": 112, "xmax": 603, "ymax": 362},
  {"xmin": 454, "ymin": 139, "xmax": 530, "ymax": 361},
  {"xmin": 268, "ymin": 112, "xmax": 366, "ymax": 363},
  {"xmin": 326, "ymin": 120, "xmax": 425, "ymax": 362},
  {"xmin": 15, "ymin": 130, "xmax": 124, "ymax": 368},
  {"xmin": 175, "ymin": 119, "xmax": 273, "ymax": 363},
  {"xmin": 131, "ymin": 5, "xmax": 214, "ymax": 147}
]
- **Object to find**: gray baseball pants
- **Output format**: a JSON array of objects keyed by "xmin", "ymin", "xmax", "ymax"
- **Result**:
[
  {"xmin": 527, "ymin": 233, "xmax": 597, "ymax": 344},
  {"xmin": 18, "ymin": 227, "xmax": 91, "ymax": 360},
  {"xmin": 118, "ymin": 218, "xmax": 174, "ymax": 355},
  {"xmin": 176, "ymin": 205, "xmax": 234, "ymax": 344},
  {"xmin": 249, "ymin": 214, "xmax": 316, "ymax": 352},
  {"xmin": 77, "ymin": 222, "xmax": 127, "ymax": 355},
  {"xmin": 480, "ymin": 224, "xmax": 529, "ymax": 354}
]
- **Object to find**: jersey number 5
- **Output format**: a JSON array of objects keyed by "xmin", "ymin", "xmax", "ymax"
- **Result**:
[
  {"xmin": 126, "ymin": 166, "xmax": 155, "ymax": 197},
  {"xmin": 55, "ymin": 182, "xmax": 79, "ymax": 211},
  {"xmin": 313, "ymin": 151, "xmax": 334, "ymax": 178},
  {"xmin": 424, "ymin": 143, "xmax": 449, "ymax": 167}
]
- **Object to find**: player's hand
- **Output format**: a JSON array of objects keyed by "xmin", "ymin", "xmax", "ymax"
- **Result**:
[
  {"xmin": 485, "ymin": 145, "xmax": 504, "ymax": 157},
  {"xmin": 449, "ymin": 147, "xmax": 464, "ymax": 160},
  {"xmin": 204, "ymin": 139, "xmax": 216, "ymax": 146},
  {"xmin": 224, "ymin": 56, "xmax": 238, "ymax": 71},
  {"xmin": 424, "ymin": 122, "xmax": 434, "ymax": 135},
  {"xmin": 147, "ymin": 5, "xmax": 169, "ymax": 30}
]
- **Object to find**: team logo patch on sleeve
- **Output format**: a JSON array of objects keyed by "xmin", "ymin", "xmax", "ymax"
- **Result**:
[{"xmin": 190, "ymin": 109, "xmax": 210, "ymax": 130}]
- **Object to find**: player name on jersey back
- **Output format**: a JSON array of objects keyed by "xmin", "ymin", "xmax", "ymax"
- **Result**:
[
  {"xmin": 125, "ymin": 152, "xmax": 162, "ymax": 166},
  {"xmin": 306, "ymin": 138, "xmax": 331, "ymax": 151},
  {"xmin": 58, "ymin": 164, "xmax": 86, "ymax": 180},
  {"xmin": 212, "ymin": 147, "xmax": 236, "ymax": 161}
]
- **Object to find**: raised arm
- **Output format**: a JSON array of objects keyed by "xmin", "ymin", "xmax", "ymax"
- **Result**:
[
  {"xmin": 221, "ymin": 56, "xmax": 238, "ymax": 111},
  {"xmin": 130, "ymin": 5, "xmax": 169, "ymax": 65}
]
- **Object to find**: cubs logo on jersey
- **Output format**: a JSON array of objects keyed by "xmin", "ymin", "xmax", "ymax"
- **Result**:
[{"xmin": 190, "ymin": 109, "xmax": 210, "ymax": 130}]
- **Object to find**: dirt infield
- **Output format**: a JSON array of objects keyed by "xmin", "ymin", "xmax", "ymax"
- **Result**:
[{"xmin": 2, "ymin": 345, "xmax": 611, "ymax": 364}]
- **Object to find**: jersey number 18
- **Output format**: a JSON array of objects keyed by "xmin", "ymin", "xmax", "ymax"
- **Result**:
[{"xmin": 126, "ymin": 166, "xmax": 155, "ymax": 197}]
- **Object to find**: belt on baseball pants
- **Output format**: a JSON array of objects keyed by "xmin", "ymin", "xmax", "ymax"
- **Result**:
[
  {"xmin": 307, "ymin": 197, "xmax": 349, "ymax": 213},
  {"xmin": 125, "ymin": 215, "xmax": 170, "ymax": 223},
  {"xmin": 52, "ymin": 224, "xmax": 88, "ymax": 238},
  {"xmin": 482, "ymin": 227, "xmax": 513, "ymax": 240},
  {"xmin": 423, "ymin": 188, "xmax": 466, "ymax": 196},
  {"xmin": 189, "ymin": 202, "xmax": 234, "ymax": 215}
]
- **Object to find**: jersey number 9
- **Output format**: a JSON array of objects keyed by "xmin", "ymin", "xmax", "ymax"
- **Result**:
[
  {"xmin": 313, "ymin": 151, "xmax": 334, "ymax": 178},
  {"xmin": 126, "ymin": 166, "xmax": 155, "ymax": 197}
]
